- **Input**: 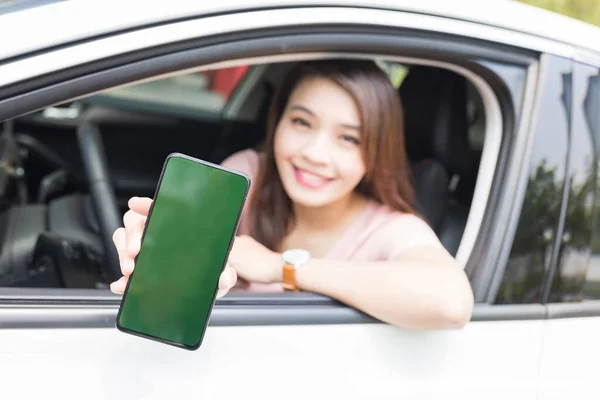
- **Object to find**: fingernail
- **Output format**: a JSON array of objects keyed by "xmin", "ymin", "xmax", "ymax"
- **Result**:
[
  {"xmin": 220, "ymin": 272, "xmax": 233, "ymax": 289},
  {"xmin": 219, "ymin": 277, "xmax": 228, "ymax": 290},
  {"xmin": 228, "ymin": 270, "xmax": 236, "ymax": 287}
]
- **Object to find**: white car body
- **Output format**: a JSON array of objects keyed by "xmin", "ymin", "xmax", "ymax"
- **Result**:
[{"xmin": 0, "ymin": 1, "xmax": 599, "ymax": 399}]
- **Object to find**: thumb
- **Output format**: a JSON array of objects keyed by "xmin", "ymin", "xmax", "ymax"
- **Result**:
[{"xmin": 128, "ymin": 197, "xmax": 153, "ymax": 216}]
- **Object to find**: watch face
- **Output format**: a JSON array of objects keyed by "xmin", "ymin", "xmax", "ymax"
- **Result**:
[{"xmin": 282, "ymin": 249, "xmax": 311, "ymax": 265}]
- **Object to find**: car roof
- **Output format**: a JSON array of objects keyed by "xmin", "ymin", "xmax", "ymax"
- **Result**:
[{"xmin": 1, "ymin": 0, "xmax": 600, "ymax": 62}]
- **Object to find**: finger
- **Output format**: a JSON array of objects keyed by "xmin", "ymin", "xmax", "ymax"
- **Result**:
[
  {"xmin": 216, "ymin": 265, "xmax": 237, "ymax": 298},
  {"xmin": 123, "ymin": 210, "xmax": 145, "ymax": 259},
  {"xmin": 109, "ymin": 275, "xmax": 129, "ymax": 294},
  {"xmin": 219, "ymin": 265, "xmax": 237, "ymax": 290},
  {"xmin": 112, "ymin": 227, "xmax": 135, "ymax": 276},
  {"xmin": 128, "ymin": 197, "xmax": 153, "ymax": 216}
]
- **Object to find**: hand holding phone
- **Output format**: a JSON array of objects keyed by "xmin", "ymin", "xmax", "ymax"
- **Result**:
[
  {"xmin": 110, "ymin": 197, "xmax": 238, "ymax": 297},
  {"xmin": 113, "ymin": 153, "xmax": 250, "ymax": 350}
]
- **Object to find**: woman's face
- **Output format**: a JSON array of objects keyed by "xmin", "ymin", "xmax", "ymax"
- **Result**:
[{"xmin": 273, "ymin": 76, "xmax": 366, "ymax": 209}]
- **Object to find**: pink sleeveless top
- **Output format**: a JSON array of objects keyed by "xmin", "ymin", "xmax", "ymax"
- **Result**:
[{"xmin": 221, "ymin": 149, "xmax": 442, "ymax": 292}]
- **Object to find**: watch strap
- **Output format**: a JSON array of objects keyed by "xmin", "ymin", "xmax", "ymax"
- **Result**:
[{"xmin": 282, "ymin": 263, "xmax": 299, "ymax": 291}]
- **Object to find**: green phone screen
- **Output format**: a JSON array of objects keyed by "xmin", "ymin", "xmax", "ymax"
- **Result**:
[{"xmin": 117, "ymin": 154, "xmax": 249, "ymax": 349}]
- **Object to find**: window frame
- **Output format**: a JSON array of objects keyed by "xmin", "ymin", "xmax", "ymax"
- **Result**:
[{"xmin": 0, "ymin": 7, "xmax": 544, "ymax": 327}]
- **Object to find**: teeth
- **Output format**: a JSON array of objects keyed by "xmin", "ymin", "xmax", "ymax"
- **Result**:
[
  {"xmin": 298, "ymin": 169, "xmax": 327, "ymax": 183},
  {"xmin": 302, "ymin": 172, "xmax": 325, "ymax": 183}
]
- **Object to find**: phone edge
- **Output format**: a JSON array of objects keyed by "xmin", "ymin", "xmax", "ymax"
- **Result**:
[{"xmin": 114, "ymin": 152, "xmax": 174, "ymax": 345}]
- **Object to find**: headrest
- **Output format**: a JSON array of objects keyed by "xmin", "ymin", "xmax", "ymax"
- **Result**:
[{"xmin": 399, "ymin": 66, "xmax": 471, "ymax": 175}]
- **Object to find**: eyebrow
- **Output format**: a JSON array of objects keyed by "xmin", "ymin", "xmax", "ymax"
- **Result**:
[{"xmin": 289, "ymin": 104, "xmax": 361, "ymax": 131}]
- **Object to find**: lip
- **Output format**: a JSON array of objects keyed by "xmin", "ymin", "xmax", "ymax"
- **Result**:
[{"xmin": 292, "ymin": 166, "xmax": 333, "ymax": 189}]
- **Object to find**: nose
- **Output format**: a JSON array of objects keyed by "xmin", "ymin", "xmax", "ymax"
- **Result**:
[{"xmin": 300, "ymin": 131, "xmax": 332, "ymax": 165}]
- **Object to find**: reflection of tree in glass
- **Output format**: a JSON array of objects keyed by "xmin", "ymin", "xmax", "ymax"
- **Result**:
[
  {"xmin": 498, "ymin": 158, "xmax": 595, "ymax": 303},
  {"xmin": 503, "ymin": 160, "xmax": 563, "ymax": 303},
  {"xmin": 546, "ymin": 158, "xmax": 595, "ymax": 302},
  {"xmin": 511, "ymin": 160, "xmax": 562, "ymax": 258},
  {"xmin": 585, "ymin": 74, "xmax": 600, "ymax": 255}
]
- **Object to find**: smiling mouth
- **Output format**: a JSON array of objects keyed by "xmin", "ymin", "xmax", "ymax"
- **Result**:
[{"xmin": 292, "ymin": 166, "xmax": 333, "ymax": 189}]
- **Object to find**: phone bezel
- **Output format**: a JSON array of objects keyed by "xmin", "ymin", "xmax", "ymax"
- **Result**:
[{"xmin": 115, "ymin": 152, "xmax": 251, "ymax": 351}]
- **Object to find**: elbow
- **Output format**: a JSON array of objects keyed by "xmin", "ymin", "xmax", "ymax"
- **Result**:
[
  {"xmin": 386, "ymin": 278, "xmax": 474, "ymax": 330},
  {"xmin": 438, "ymin": 295, "xmax": 473, "ymax": 329},
  {"xmin": 438, "ymin": 279, "xmax": 474, "ymax": 329}
]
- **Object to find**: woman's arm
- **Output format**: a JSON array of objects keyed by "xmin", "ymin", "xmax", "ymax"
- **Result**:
[
  {"xmin": 228, "ymin": 235, "xmax": 474, "ymax": 330},
  {"xmin": 294, "ymin": 246, "xmax": 474, "ymax": 330}
]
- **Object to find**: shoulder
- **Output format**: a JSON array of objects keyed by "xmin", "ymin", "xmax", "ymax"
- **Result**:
[
  {"xmin": 221, "ymin": 149, "xmax": 262, "ymax": 180},
  {"xmin": 373, "ymin": 205, "xmax": 445, "ymax": 259},
  {"xmin": 221, "ymin": 149, "xmax": 262, "ymax": 236},
  {"xmin": 379, "ymin": 209, "xmax": 439, "ymax": 242}
]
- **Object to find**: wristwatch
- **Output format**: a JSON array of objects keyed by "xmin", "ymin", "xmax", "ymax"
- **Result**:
[{"xmin": 281, "ymin": 249, "xmax": 311, "ymax": 291}]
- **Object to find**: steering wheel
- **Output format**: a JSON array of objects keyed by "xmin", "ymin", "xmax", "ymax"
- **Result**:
[{"xmin": 76, "ymin": 123, "xmax": 123, "ymax": 283}]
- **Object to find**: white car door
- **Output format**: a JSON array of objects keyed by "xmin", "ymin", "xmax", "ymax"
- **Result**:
[
  {"xmin": 0, "ymin": 301, "xmax": 545, "ymax": 399},
  {"xmin": 536, "ymin": 57, "xmax": 600, "ymax": 400},
  {"xmin": 0, "ymin": 3, "xmax": 564, "ymax": 399}
]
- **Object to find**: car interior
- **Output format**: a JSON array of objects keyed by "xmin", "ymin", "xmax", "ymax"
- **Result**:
[{"xmin": 0, "ymin": 57, "xmax": 486, "ymax": 290}]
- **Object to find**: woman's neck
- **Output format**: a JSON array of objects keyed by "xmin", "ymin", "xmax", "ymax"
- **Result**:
[{"xmin": 291, "ymin": 193, "xmax": 369, "ymax": 233}]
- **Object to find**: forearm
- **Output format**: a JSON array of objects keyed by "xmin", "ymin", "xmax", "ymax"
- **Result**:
[{"xmin": 294, "ymin": 256, "xmax": 474, "ymax": 330}]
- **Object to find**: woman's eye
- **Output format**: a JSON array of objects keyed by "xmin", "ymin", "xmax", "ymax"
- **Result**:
[
  {"xmin": 291, "ymin": 117, "xmax": 311, "ymax": 128},
  {"xmin": 341, "ymin": 135, "xmax": 360, "ymax": 145}
]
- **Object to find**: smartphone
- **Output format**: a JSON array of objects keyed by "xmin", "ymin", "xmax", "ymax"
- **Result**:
[{"xmin": 116, "ymin": 152, "xmax": 250, "ymax": 351}]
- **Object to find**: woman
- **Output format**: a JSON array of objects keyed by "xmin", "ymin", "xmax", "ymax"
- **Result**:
[{"xmin": 111, "ymin": 59, "xmax": 474, "ymax": 330}]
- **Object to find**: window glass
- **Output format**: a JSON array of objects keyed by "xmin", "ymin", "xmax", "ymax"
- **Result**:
[
  {"xmin": 90, "ymin": 66, "xmax": 249, "ymax": 119},
  {"xmin": 495, "ymin": 56, "xmax": 572, "ymax": 304},
  {"xmin": 545, "ymin": 62, "xmax": 597, "ymax": 303},
  {"xmin": 582, "ymin": 66, "xmax": 600, "ymax": 300}
]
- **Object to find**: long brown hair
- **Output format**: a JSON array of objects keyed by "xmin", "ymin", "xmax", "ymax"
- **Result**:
[{"xmin": 250, "ymin": 59, "xmax": 415, "ymax": 251}]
